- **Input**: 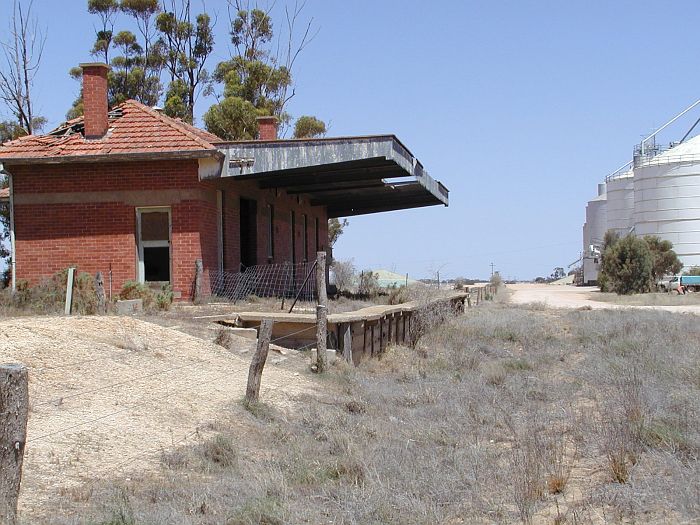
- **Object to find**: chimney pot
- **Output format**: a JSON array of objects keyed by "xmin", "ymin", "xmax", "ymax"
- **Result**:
[
  {"xmin": 256, "ymin": 116, "xmax": 278, "ymax": 141},
  {"xmin": 79, "ymin": 62, "xmax": 111, "ymax": 139}
]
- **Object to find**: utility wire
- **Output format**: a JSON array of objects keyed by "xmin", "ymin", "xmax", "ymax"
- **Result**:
[
  {"xmin": 32, "ymin": 342, "xmax": 243, "ymax": 408},
  {"xmin": 29, "ymin": 368, "xmax": 234, "ymax": 443}
]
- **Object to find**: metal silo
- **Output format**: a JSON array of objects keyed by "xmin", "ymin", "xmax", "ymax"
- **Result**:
[
  {"xmin": 605, "ymin": 170, "xmax": 635, "ymax": 237},
  {"xmin": 582, "ymin": 183, "xmax": 607, "ymax": 284},
  {"xmin": 633, "ymin": 134, "xmax": 700, "ymax": 269}
]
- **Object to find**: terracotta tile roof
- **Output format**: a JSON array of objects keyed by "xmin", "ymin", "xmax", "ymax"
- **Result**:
[{"xmin": 0, "ymin": 100, "xmax": 222, "ymax": 163}]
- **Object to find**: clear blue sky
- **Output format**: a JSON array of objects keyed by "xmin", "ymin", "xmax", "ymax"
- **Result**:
[{"xmin": 3, "ymin": 0, "xmax": 700, "ymax": 280}]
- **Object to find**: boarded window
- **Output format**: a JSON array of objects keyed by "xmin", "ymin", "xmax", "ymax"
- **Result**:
[{"xmin": 140, "ymin": 211, "xmax": 169, "ymax": 241}]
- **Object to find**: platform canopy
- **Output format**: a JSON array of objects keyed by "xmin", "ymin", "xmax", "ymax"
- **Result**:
[{"xmin": 211, "ymin": 135, "xmax": 448, "ymax": 217}]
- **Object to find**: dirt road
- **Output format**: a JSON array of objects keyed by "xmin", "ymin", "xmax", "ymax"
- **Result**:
[{"xmin": 508, "ymin": 283, "xmax": 700, "ymax": 314}]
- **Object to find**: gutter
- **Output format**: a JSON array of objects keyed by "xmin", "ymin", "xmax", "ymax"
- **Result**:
[{"xmin": 0, "ymin": 162, "xmax": 15, "ymax": 293}]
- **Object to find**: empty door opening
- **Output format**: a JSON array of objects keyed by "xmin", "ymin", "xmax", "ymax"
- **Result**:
[{"xmin": 240, "ymin": 198, "xmax": 257, "ymax": 268}]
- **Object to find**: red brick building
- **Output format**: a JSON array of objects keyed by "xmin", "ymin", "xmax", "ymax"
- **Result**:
[{"xmin": 0, "ymin": 63, "xmax": 448, "ymax": 300}]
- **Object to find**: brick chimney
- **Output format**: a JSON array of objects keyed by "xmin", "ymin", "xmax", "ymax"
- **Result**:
[
  {"xmin": 256, "ymin": 116, "xmax": 278, "ymax": 141},
  {"xmin": 80, "ymin": 63, "xmax": 111, "ymax": 139}
]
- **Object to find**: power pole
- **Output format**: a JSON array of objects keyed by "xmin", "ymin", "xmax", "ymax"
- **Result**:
[{"xmin": 490, "ymin": 262, "xmax": 495, "ymax": 278}]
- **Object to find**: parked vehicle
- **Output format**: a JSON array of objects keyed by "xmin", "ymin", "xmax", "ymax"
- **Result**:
[
  {"xmin": 657, "ymin": 276, "xmax": 674, "ymax": 292},
  {"xmin": 657, "ymin": 275, "xmax": 700, "ymax": 293},
  {"xmin": 681, "ymin": 275, "xmax": 700, "ymax": 292}
]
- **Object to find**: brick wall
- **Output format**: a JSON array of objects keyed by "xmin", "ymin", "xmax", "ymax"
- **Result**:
[
  {"xmin": 9, "ymin": 159, "xmax": 329, "ymax": 301},
  {"xmin": 219, "ymin": 180, "xmax": 328, "ymax": 271},
  {"xmin": 10, "ymin": 160, "xmax": 212, "ymax": 300}
]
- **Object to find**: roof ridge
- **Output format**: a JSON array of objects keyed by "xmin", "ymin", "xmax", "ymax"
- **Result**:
[{"xmin": 122, "ymin": 100, "xmax": 216, "ymax": 151}]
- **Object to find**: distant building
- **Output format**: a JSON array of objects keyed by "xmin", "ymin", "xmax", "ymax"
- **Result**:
[{"xmin": 582, "ymin": 133, "xmax": 700, "ymax": 284}]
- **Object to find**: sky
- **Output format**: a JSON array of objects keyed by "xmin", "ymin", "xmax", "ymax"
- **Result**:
[{"xmin": 2, "ymin": 0, "xmax": 700, "ymax": 280}]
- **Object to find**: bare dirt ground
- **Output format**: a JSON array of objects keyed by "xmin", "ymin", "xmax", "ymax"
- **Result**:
[
  {"xmin": 0, "ymin": 315, "xmax": 320, "ymax": 522},
  {"xmin": 508, "ymin": 283, "xmax": 700, "ymax": 314}
]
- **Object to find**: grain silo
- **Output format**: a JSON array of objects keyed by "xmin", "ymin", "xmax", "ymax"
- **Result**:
[
  {"xmin": 605, "ymin": 169, "xmax": 635, "ymax": 236},
  {"xmin": 633, "ymin": 134, "xmax": 700, "ymax": 269},
  {"xmin": 582, "ymin": 183, "xmax": 607, "ymax": 284}
]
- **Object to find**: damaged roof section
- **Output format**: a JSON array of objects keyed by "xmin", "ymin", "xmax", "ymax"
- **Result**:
[
  {"xmin": 214, "ymin": 135, "xmax": 449, "ymax": 217},
  {"xmin": 0, "ymin": 101, "xmax": 221, "ymax": 164}
]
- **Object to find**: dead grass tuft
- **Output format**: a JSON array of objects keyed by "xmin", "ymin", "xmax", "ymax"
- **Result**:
[
  {"xmin": 213, "ymin": 327, "xmax": 233, "ymax": 348},
  {"xmin": 200, "ymin": 434, "xmax": 238, "ymax": 469}
]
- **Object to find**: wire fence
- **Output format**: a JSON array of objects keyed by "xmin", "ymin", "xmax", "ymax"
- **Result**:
[{"xmin": 203, "ymin": 261, "xmax": 317, "ymax": 304}]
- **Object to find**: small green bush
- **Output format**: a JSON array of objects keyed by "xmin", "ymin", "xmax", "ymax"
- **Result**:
[
  {"xmin": 119, "ymin": 280, "xmax": 155, "ymax": 309},
  {"xmin": 599, "ymin": 235, "xmax": 653, "ymax": 294},
  {"xmin": 156, "ymin": 284, "xmax": 174, "ymax": 310}
]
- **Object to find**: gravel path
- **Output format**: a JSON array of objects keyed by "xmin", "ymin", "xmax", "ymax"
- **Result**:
[{"xmin": 508, "ymin": 283, "xmax": 700, "ymax": 314}]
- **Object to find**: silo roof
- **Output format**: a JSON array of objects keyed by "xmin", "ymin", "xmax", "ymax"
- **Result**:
[{"xmin": 649, "ymin": 134, "xmax": 700, "ymax": 163}]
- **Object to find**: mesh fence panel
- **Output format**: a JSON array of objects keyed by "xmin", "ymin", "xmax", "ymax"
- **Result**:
[{"xmin": 204, "ymin": 262, "xmax": 317, "ymax": 303}]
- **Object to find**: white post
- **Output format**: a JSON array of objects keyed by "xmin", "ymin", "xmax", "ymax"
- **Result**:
[{"xmin": 64, "ymin": 267, "xmax": 75, "ymax": 315}]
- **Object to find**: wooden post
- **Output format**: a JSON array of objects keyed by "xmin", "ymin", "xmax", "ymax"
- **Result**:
[
  {"xmin": 64, "ymin": 267, "xmax": 75, "ymax": 315},
  {"xmin": 0, "ymin": 364, "xmax": 28, "ymax": 525},
  {"xmin": 315, "ymin": 251, "xmax": 328, "ymax": 372},
  {"xmin": 341, "ymin": 323, "xmax": 353, "ymax": 364},
  {"xmin": 467, "ymin": 292, "xmax": 472, "ymax": 308},
  {"xmin": 95, "ymin": 272, "xmax": 106, "ymax": 314},
  {"xmin": 245, "ymin": 320, "xmax": 273, "ymax": 404},
  {"xmin": 193, "ymin": 259, "xmax": 204, "ymax": 304}
]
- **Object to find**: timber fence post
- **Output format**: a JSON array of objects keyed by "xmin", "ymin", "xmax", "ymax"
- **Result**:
[
  {"xmin": 245, "ymin": 320, "xmax": 273, "ymax": 404},
  {"xmin": 95, "ymin": 272, "xmax": 106, "ymax": 314},
  {"xmin": 193, "ymin": 259, "xmax": 203, "ymax": 304},
  {"xmin": 0, "ymin": 364, "xmax": 28, "ymax": 525},
  {"xmin": 315, "ymin": 251, "xmax": 328, "ymax": 373}
]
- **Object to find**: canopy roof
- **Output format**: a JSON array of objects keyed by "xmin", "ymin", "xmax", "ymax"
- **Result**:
[{"xmin": 214, "ymin": 135, "xmax": 448, "ymax": 217}]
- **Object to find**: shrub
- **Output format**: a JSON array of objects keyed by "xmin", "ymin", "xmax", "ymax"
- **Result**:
[
  {"xmin": 119, "ymin": 280, "xmax": 155, "ymax": 309},
  {"xmin": 155, "ymin": 284, "xmax": 174, "ymax": 310},
  {"xmin": 599, "ymin": 234, "xmax": 653, "ymax": 294},
  {"xmin": 6, "ymin": 267, "xmax": 98, "ymax": 314},
  {"xmin": 490, "ymin": 272, "xmax": 502, "ymax": 288},
  {"xmin": 330, "ymin": 258, "xmax": 356, "ymax": 292},
  {"xmin": 387, "ymin": 285, "xmax": 409, "ymax": 305},
  {"xmin": 357, "ymin": 270, "xmax": 380, "ymax": 297},
  {"xmin": 645, "ymin": 235, "xmax": 682, "ymax": 282}
]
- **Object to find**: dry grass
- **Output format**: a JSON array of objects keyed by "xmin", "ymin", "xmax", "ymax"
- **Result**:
[
  {"xmin": 592, "ymin": 290, "xmax": 700, "ymax": 306},
  {"xmin": 28, "ymin": 300, "xmax": 699, "ymax": 524}
]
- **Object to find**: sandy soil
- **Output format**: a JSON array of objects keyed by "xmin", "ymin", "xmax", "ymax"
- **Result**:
[
  {"xmin": 0, "ymin": 315, "xmax": 319, "ymax": 521},
  {"xmin": 508, "ymin": 283, "xmax": 700, "ymax": 314}
]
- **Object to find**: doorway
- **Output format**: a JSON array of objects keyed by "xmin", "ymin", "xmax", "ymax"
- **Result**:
[
  {"xmin": 137, "ymin": 207, "xmax": 171, "ymax": 284},
  {"xmin": 240, "ymin": 198, "xmax": 257, "ymax": 268}
]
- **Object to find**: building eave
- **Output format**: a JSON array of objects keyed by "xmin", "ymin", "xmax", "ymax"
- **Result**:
[
  {"xmin": 211, "ymin": 135, "xmax": 449, "ymax": 216},
  {"xmin": 0, "ymin": 148, "xmax": 223, "ymax": 166}
]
